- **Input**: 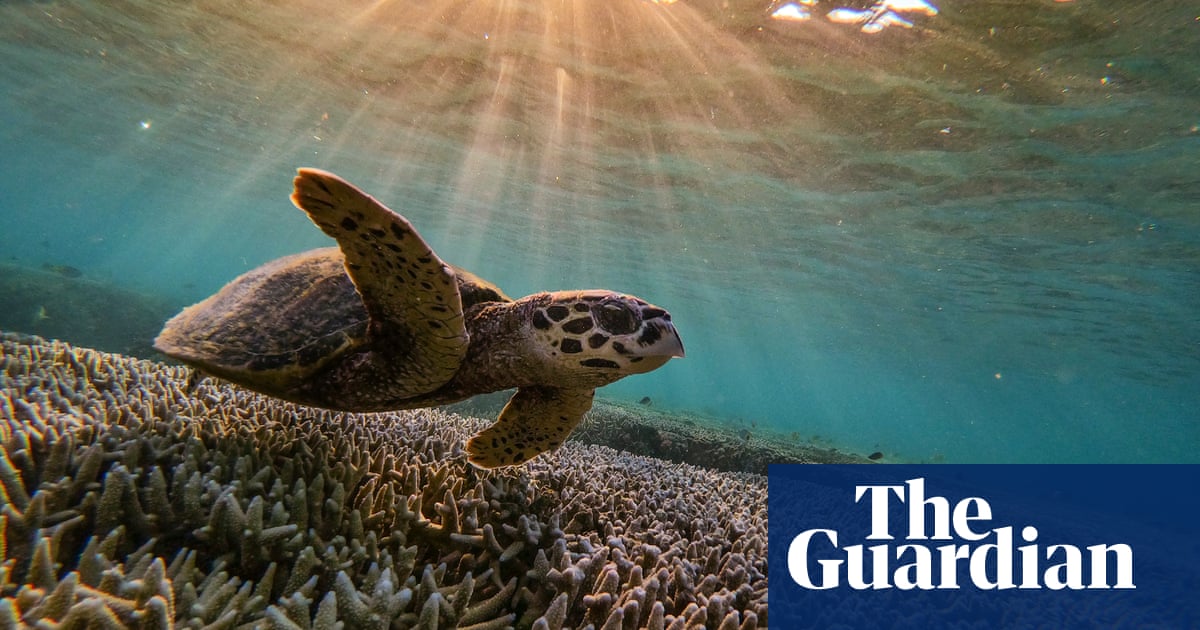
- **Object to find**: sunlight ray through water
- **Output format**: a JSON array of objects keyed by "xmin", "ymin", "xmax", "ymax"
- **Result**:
[{"xmin": 1, "ymin": 0, "xmax": 1197, "ymax": 463}]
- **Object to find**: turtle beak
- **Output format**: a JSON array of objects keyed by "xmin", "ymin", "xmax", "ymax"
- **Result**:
[
  {"xmin": 623, "ymin": 319, "xmax": 683, "ymax": 375},
  {"xmin": 661, "ymin": 323, "xmax": 685, "ymax": 358},
  {"xmin": 643, "ymin": 314, "xmax": 684, "ymax": 359}
]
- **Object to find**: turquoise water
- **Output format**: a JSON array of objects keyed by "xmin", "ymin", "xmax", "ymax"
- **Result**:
[{"xmin": 1, "ymin": 0, "xmax": 1196, "ymax": 462}]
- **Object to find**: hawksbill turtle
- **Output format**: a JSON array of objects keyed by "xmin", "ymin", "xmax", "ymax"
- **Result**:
[{"xmin": 154, "ymin": 168, "xmax": 684, "ymax": 468}]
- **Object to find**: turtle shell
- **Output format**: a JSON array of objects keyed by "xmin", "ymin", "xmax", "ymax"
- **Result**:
[{"xmin": 154, "ymin": 247, "xmax": 510, "ymax": 398}]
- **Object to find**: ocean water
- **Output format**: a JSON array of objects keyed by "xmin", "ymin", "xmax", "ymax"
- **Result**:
[{"xmin": 1, "ymin": 0, "xmax": 1196, "ymax": 463}]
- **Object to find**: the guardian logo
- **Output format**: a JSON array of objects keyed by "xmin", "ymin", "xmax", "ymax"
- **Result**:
[{"xmin": 787, "ymin": 478, "xmax": 1135, "ymax": 591}]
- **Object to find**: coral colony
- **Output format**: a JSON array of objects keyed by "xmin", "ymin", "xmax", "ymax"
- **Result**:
[{"xmin": 0, "ymin": 333, "xmax": 767, "ymax": 628}]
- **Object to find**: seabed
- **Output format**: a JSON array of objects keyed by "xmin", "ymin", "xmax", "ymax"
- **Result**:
[{"xmin": 0, "ymin": 332, "xmax": 771, "ymax": 628}]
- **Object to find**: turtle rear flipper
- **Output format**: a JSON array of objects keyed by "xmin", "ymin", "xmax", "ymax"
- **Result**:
[
  {"xmin": 291, "ymin": 168, "xmax": 468, "ymax": 398},
  {"xmin": 466, "ymin": 387, "xmax": 595, "ymax": 468}
]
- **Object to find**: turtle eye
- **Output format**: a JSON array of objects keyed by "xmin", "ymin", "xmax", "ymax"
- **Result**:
[{"xmin": 594, "ymin": 302, "xmax": 638, "ymax": 335}]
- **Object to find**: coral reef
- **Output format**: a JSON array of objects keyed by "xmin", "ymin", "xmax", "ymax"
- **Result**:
[
  {"xmin": 0, "ymin": 332, "xmax": 767, "ymax": 628},
  {"xmin": 446, "ymin": 396, "xmax": 873, "ymax": 474},
  {"xmin": 576, "ymin": 402, "xmax": 872, "ymax": 473}
]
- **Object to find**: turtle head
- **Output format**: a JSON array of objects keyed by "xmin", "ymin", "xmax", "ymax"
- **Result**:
[{"xmin": 525, "ymin": 290, "xmax": 684, "ymax": 387}]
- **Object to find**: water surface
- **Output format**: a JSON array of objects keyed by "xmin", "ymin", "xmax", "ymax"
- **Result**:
[{"xmin": 2, "ymin": 0, "xmax": 1197, "ymax": 462}]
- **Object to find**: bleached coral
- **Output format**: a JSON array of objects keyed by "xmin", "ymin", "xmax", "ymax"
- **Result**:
[{"xmin": 0, "ymin": 333, "xmax": 767, "ymax": 628}]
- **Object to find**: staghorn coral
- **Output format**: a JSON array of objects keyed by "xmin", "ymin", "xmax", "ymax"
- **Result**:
[{"xmin": 0, "ymin": 332, "xmax": 767, "ymax": 628}]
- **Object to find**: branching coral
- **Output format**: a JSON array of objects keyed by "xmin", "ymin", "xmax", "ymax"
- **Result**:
[{"xmin": 0, "ymin": 332, "xmax": 767, "ymax": 629}]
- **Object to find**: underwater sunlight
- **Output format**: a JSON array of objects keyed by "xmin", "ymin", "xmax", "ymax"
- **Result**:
[{"xmin": 1, "ymin": 0, "xmax": 1197, "ymax": 465}]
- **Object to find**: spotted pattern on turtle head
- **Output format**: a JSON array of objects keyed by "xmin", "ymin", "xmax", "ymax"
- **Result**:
[{"xmin": 527, "ymin": 291, "xmax": 684, "ymax": 381}]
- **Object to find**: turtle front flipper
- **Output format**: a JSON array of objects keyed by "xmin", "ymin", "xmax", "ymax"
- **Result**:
[
  {"xmin": 466, "ymin": 386, "xmax": 596, "ymax": 468},
  {"xmin": 291, "ymin": 168, "xmax": 467, "ymax": 398}
]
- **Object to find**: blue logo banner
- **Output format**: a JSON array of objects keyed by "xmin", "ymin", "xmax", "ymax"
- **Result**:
[{"xmin": 768, "ymin": 465, "xmax": 1200, "ymax": 629}]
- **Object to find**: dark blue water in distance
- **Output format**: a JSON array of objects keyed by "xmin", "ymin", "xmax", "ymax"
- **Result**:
[{"xmin": 1, "ymin": 0, "xmax": 1197, "ymax": 463}]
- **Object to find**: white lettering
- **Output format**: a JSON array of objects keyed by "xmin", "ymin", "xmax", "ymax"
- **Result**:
[
  {"xmin": 937, "ymin": 543, "xmax": 969, "ymax": 589},
  {"xmin": 785, "ymin": 478, "xmax": 1137, "ymax": 592},
  {"xmin": 1018, "ymin": 525, "xmax": 1040, "ymax": 588},
  {"xmin": 968, "ymin": 525, "xmax": 1014, "ymax": 589},
  {"xmin": 1044, "ymin": 544, "xmax": 1084, "ymax": 590},
  {"xmin": 788, "ymin": 529, "xmax": 841, "ymax": 589},
  {"xmin": 855, "ymin": 484, "xmax": 905, "ymax": 540},
  {"xmin": 894, "ymin": 544, "xmax": 933, "ymax": 589},
  {"xmin": 845, "ymin": 544, "xmax": 893, "ymax": 589},
  {"xmin": 952, "ymin": 496, "xmax": 992, "ymax": 541},
  {"xmin": 907, "ymin": 478, "xmax": 953, "ymax": 540},
  {"xmin": 1086, "ymin": 543, "xmax": 1135, "ymax": 589}
]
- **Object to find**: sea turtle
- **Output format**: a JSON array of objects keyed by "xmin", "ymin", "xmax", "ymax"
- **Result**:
[{"xmin": 154, "ymin": 168, "xmax": 684, "ymax": 468}]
